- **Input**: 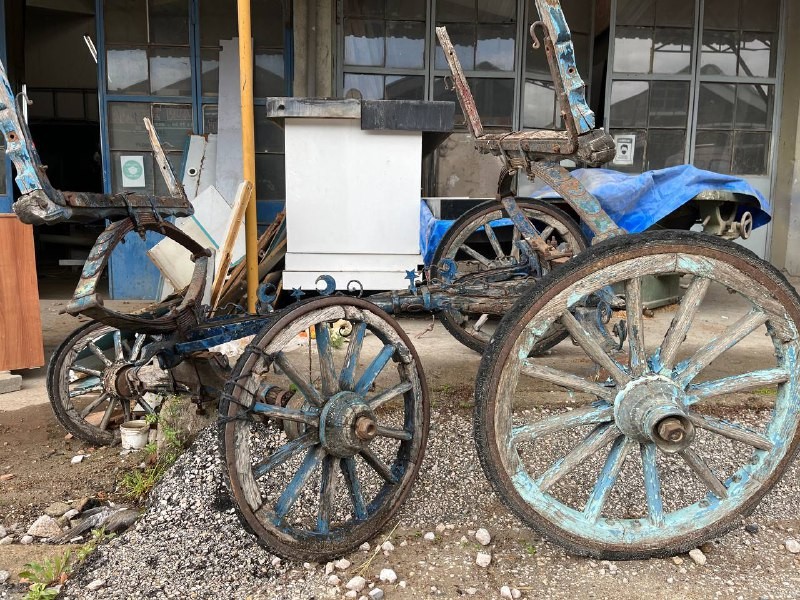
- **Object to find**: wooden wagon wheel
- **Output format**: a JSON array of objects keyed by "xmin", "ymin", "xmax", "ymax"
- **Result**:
[
  {"xmin": 220, "ymin": 296, "xmax": 430, "ymax": 562},
  {"xmin": 474, "ymin": 231, "xmax": 800, "ymax": 559}
]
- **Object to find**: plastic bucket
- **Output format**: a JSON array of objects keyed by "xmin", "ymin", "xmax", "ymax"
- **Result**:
[{"xmin": 120, "ymin": 420, "xmax": 150, "ymax": 450}]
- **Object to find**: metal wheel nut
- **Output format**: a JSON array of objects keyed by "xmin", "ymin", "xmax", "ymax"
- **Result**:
[{"xmin": 657, "ymin": 418, "xmax": 686, "ymax": 443}]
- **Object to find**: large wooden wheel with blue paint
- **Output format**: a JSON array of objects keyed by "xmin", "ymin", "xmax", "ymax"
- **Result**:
[
  {"xmin": 474, "ymin": 231, "xmax": 800, "ymax": 558},
  {"xmin": 221, "ymin": 296, "xmax": 429, "ymax": 562}
]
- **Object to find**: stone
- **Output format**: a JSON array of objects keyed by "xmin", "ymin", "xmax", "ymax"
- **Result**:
[
  {"xmin": 476, "ymin": 552, "xmax": 492, "ymax": 568},
  {"xmin": 71, "ymin": 455, "xmax": 85, "ymax": 465},
  {"xmin": 381, "ymin": 541, "xmax": 395, "ymax": 552},
  {"xmin": 399, "ymin": 581, "xmax": 407, "ymax": 589},
  {"xmin": 27, "ymin": 515, "xmax": 63, "ymax": 538},
  {"xmin": 436, "ymin": 524, "xmax": 446, "ymax": 533},
  {"xmin": 379, "ymin": 568, "xmax": 397, "ymax": 584},
  {"xmin": 369, "ymin": 589, "xmax": 384, "ymax": 600},
  {"xmin": 345, "ymin": 592, "xmax": 358, "ymax": 599},
  {"xmin": 327, "ymin": 575, "xmax": 341, "ymax": 586},
  {"xmin": 475, "ymin": 528, "xmax": 491, "ymax": 546},
  {"xmin": 86, "ymin": 579, "xmax": 106, "ymax": 591},
  {"xmin": 73, "ymin": 497, "xmax": 99, "ymax": 513},
  {"xmin": 44, "ymin": 502, "xmax": 72, "ymax": 518},
  {"xmin": 785, "ymin": 539, "xmax": 800, "ymax": 554},
  {"xmin": 745, "ymin": 524, "xmax": 760, "ymax": 534},
  {"xmin": 271, "ymin": 557, "xmax": 281, "ymax": 568},
  {"xmin": 62, "ymin": 509, "xmax": 80, "ymax": 521},
  {"xmin": 501, "ymin": 586, "xmax": 513, "ymax": 599},
  {"xmin": 700, "ymin": 542, "xmax": 715, "ymax": 554},
  {"xmin": 512, "ymin": 589, "xmax": 522, "ymax": 599},
  {"xmin": 423, "ymin": 532, "xmax": 435, "ymax": 541},
  {"xmin": 0, "ymin": 526, "xmax": 5, "ymax": 539},
  {"xmin": 689, "ymin": 549, "xmax": 707, "ymax": 566},
  {"xmin": 0, "ymin": 372, "xmax": 22, "ymax": 394},
  {"xmin": 0, "ymin": 536, "xmax": 12, "ymax": 545},
  {"xmin": 672, "ymin": 557, "xmax": 683, "ymax": 565},
  {"xmin": 465, "ymin": 588, "xmax": 478, "ymax": 596},
  {"xmin": 325, "ymin": 562, "xmax": 335, "ymax": 575},
  {"xmin": 359, "ymin": 542, "xmax": 370, "ymax": 551},
  {"xmin": 346, "ymin": 576, "xmax": 367, "ymax": 592},
  {"xmin": 335, "ymin": 558, "xmax": 351, "ymax": 571},
  {"xmin": 0, "ymin": 571, "xmax": 9, "ymax": 584},
  {"xmin": 20, "ymin": 535, "xmax": 34, "ymax": 545}
]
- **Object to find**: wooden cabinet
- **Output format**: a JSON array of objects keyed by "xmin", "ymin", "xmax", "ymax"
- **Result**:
[{"xmin": 0, "ymin": 215, "xmax": 44, "ymax": 371}]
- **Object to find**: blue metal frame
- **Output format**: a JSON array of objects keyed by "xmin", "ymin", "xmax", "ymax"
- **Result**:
[{"xmin": 0, "ymin": 0, "xmax": 13, "ymax": 214}]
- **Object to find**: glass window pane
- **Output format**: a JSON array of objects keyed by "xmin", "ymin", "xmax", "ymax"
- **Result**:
[
  {"xmin": 694, "ymin": 131, "xmax": 733, "ymax": 173},
  {"xmin": 201, "ymin": 49, "xmax": 220, "ymax": 97},
  {"xmin": 387, "ymin": 0, "xmax": 426, "ymax": 20},
  {"xmin": 649, "ymin": 81, "xmax": 690, "ymax": 128},
  {"xmin": 434, "ymin": 77, "xmax": 462, "ymax": 123},
  {"xmin": 733, "ymin": 131, "xmax": 770, "ymax": 176},
  {"xmin": 437, "ymin": 0, "xmax": 477, "ymax": 23},
  {"xmin": 344, "ymin": 0, "xmax": 384, "ymax": 18},
  {"xmin": 199, "ymin": 0, "xmax": 237, "ymax": 46},
  {"xmin": 435, "ymin": 23, "xmax": 476, "ymax": 70},
  {"xmin": 701, "ymin": 31, "xmax": 739, "ymax": 77},
  {"xmin": 255, "ymin": 154, "xmax": 286, "ymax": 200},
  {"xmin": 736, "ymin": 85, "xmax": 774, "ymax": 130},
  {"xmin": 255, "ymin": 113, "xmax": 285, "ymax": 153},
  {"xmin": 697, "ymin": 83, "xmax": 735, "ymax": 130},
  {"xmin": 610, "ymin": 129, "xmax": 646, "ymax": 173},
  {"xmin": 614, "ymin": 28, "xmax": 653, "ymax": 74},
  {"xmin": 254, "ymin": 51, "xmax": 286, "ymax": 97},
  {"xmin": 386, "ymin": 75, "xmax": 425, "ymax": 100},
  {"xmin": 105, "ymin": 0, "xmax": 147, "ymax": 44},
  {"xmin": 111, "ymin": 151, "xmax": 155, "ymax": 194},
  {"xmin": 149, "ymin": 0, "xmax": 190, "ymax": 45},
  {"xmin": 107, "ymin": 48, "xmax": 149, "ymax": 95},
  {"xmin": 203, "ymin": 104, "xmax": 218, "ymax": 134},
  {"xmin": 741, "ymin": 0, "xmax": 779, "ymax": 32},
  {"xmin": 252, "ymin": 0, "xmax": 285, "ymax": 48},
  {"xmin": 469, "ymin": 78, "xmax": 514, "ymax": 127},
  {"xmin": 740, "ymin": 32, "xmax": 777, "ymax": 78},
  {"xmin": 386, "ymin": 21, "xmax": 426, "ymax": 69},
  {"xmin": 616, "ymin": 0, "xmax": 655, "ymax": 27},
  {"xmin": 647, "ymin": 129, "xmax": 686, "ymax": 170},
  {"xmin": 343, "ymin": 73, "xmax": 384, "ymax": 100},
  {"xmin": 610, "ymin": 81, "xmax": 650, "ymax": 129},
  {"xmin": 151, "ymin": 104, "xmax": 193, "ymax": 151},
  {"xmin": 653, "ymin": 28, "xmax": 692, "ymax": 74},
  {"xmin": 344, "ymin": 20, "xmax": 386, "ymax": 67},
  {"xmin": 655, "ymin": 0, "xmax": 693, "ymax": 28},
  {"xmin": 150, "ymin": 47, "xmax": 192, "ymax": 96},
  {"xmin": 523, "ymin": 80, "xmax": 556, "ymax": 129},
  {"xmin": 477, "ymin": 0, "xmax": 516, "ymax": 23},
  {"xmin": 704, "ymin": 0, "xmax": 739, "ymax": 30},
  {"xmin": 476, "ymin": 24, "xmax": 515, "ymax": 71}
]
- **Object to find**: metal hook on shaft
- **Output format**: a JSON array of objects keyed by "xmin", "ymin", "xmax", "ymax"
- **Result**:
[{"xmin": 530, "ymin": 21, "xmax": 546, "ymax": 50}]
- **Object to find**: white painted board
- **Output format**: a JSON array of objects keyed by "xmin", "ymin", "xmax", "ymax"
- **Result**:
[{"xmin": 215, "ymin": 40, "xmax": 243, "ymax": 206}]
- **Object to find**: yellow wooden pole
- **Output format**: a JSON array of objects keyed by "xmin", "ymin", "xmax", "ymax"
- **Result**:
[{"xmin": 237, "ymin": 0, "xmax": 259, "ymax": 313}]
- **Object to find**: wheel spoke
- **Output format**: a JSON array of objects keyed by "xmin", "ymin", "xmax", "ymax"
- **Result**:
[
  {"xmin": 251, "ymin": 402, "xmax": 320, "ymax": 427},
  {"xmin": 339, "ymin": 322, "xmax": 367, "ymax": 391},
  {"xmin": 561, "ymin": 311, "xmax": 631, "ymax": 386},
  {"xmin": 70, "ymin": 365, "xmax": 103, "ymax": 378},
  {"xmin": 317, "ymin": 455, "xmax": 338, "ymax": 535},
  {"xmin": 368, "ymin": 381, "xmax": 413, "ymax": 411},
  {"xmin": 535, "ymin": 423, "xmax": 619, "ymax": 492},
  {"xmin": 625, "ymin": 277, "xmax": 647, "ymax": 377},
  {"xmin": 360, "ymin": 447, "xmax": 399, "ymax": 484},
  {"xmin": 79, "ymin": 392, "xmax": 110, "ymax": 418},
  {"xmin": 688, "ymin": 368, "xmax": 790, "ymax": 402},
  {"xmin": 69, "ymin": 377, "xmax": 103, "ymax": 398},
  {"xmin": 315, "ymin": 324, "xmax": 337, "ymax": 397},
  {"xmin": 113, "ymin": 331, "xmax": 123, "ymax": 361},
  {"xmin": 274, "ymin": 446, "xmax": 326, "ymax": 521},
  {"xmin": 511, "ymin": 227, "xmax": 521, "ymax": 261},
  {"xmin": 130, "ymin": 334, "xmax": 147, "ymax": 361},
  {"xmin": 584, "ymin": 436, "xmax": 633, "ymax": 522},
  {"xmin": 274, "ymin": 352, "xmax": 324, "ymax": 407},
  {"xmin": 472, "ymin": 314, "xmax": 490, "ymax": 333},
  {"xmin": 687, "ymin": 412, "xmax": 772, "ymax": 451},
  {"xmin": 484, "ymin": 222, "xmax": 504, "ymax": 259},
  {"xmin": 355, "ymin": 344, "xmax": 396, "ymax": 396},
  {"xmin": 253, "ymin": 432, "xmax": 318, "ymax": 478},
  {"xmin": 658, "ymin": 277, "xmax": 711, "ymax": 372},
  {"xmin": 520, "ymin": 359, "xmax": 617, "ymax": 401},
  {"xmin": 512, "ymin": 401, "xmax": 614, "ymax": 444},
  {"xmin": 460, "ymin": 244, "xmax": 492, "ymax": 267},
  {"xmin": 121, "ymin": 399, "xmax": 133, "ymax": 423},
  {"xmin": 87, "ymin": 341, "xmax": 113, "ymax": 367},
  {"xmin": 678, "ymin": 447, "xmax": 728, "ymax": 499},
  {"xmin": 376, "ymin": 426, "xmax": 413, "ymax": 441},
  {"xmin": 341, "ymin": 457, "xmax": 368, "ymax": 521},
  {"xmin": 99, "ymin": 397, "xmax": 118, "ymax": 430},
  {"xmin": 676, "ymin": 309, "xmax": 769, "ymax": 388},
  {"xmin": 540, "ymin": 225, "xmax": 555, "ymax": 241},
  {"xmin": 641, "ymin": 443, "xmax": 665, "ymax": 527}
]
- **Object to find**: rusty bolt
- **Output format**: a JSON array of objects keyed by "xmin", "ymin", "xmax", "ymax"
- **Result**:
[
  {"xmin": 657, "ymin": 418, "xmax": 686, "ymax": 443},
  {"xmin": 355, "ymin": 417, "xmax": 378, "ymax": 442}
]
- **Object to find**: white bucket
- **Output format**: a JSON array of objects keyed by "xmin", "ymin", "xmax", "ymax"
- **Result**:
[{"xmin": 120, "ymin": 420, "xmax": 150, "ymax": 450}]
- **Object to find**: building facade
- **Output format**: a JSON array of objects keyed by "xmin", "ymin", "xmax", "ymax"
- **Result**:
[{"xmin": 1, "ymin": 0, "xmax": 799, "ymax": 299}]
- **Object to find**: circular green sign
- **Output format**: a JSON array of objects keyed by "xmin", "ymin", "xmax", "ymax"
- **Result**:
[{"xmin": 123, "ymin": 159, "xmax": 144, "ymax": 180}]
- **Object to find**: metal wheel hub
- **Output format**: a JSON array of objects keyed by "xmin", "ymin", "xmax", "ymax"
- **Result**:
[
  {"xmin": 102, "ymin": 362, "xmax": 131, "ymax": 399},
  {"xmin": 613, "ymin": 375, "xmax": 695, "ymax": 453},
  {"xmin": 319, "ymin": 391, "xmax": 378, "ymax": 458}
]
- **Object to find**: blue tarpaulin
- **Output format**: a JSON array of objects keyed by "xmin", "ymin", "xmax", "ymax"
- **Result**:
[{"xmin": 420, "ymin": 165, "xmax": 771, "ymax": 266}]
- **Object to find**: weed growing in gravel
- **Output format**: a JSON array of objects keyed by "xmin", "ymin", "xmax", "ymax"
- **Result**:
[
  {"xmin": 75, "ymin": 528, "xmax": 116, "ymax": 562},
  {"xmin": 19, "ymin": 550, "xmax": 71, "ymax": 600}
]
